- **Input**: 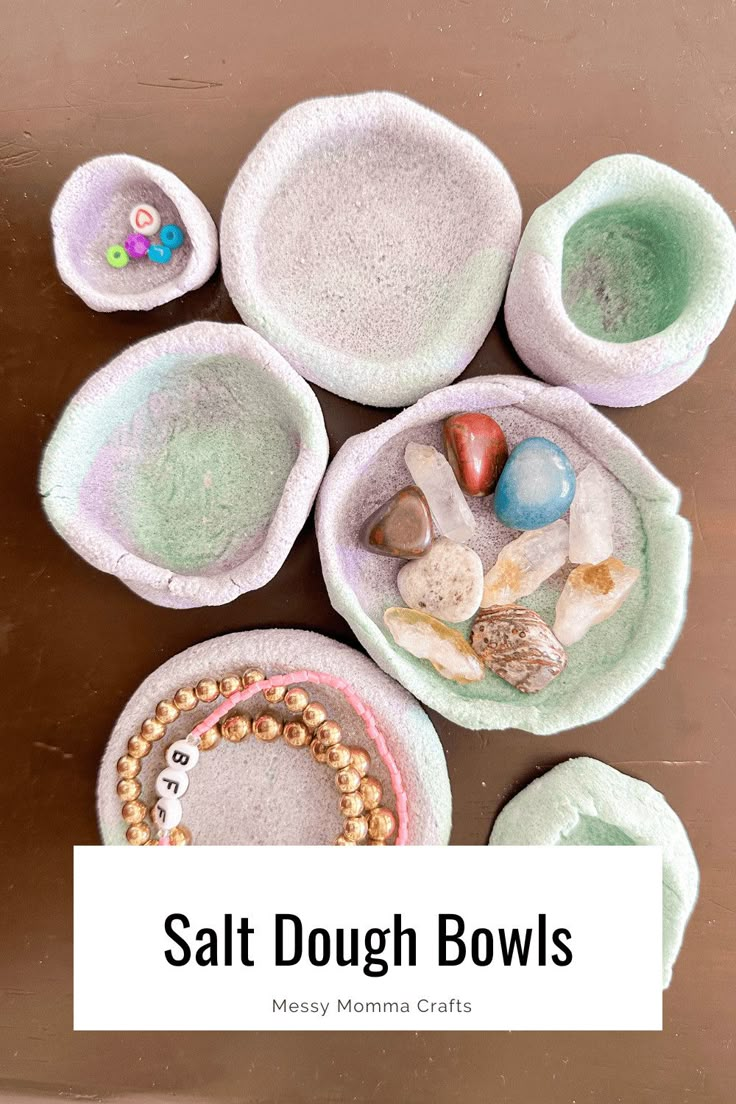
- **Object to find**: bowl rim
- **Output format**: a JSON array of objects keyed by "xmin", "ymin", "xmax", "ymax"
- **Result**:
[{"xmin": 40, "ymin": 321, "xmax": 330, "ymax": 607}]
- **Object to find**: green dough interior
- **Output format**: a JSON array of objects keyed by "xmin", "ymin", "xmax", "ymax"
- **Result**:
[
  {"xmin": 129, "ymin": 420, "xmax": 296, "ymax": 574},
  {"xmin": 76, "ymin": 354, "xmax": 301, "ymax": 576},
  {"xmin": 561, "ymin": 201, "xmax": 692, "ymax": 342}
]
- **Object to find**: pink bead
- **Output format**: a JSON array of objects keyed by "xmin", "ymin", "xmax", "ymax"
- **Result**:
[
  {"xmin": 158, "ymin": 835, "xmax": 171, "ymax": 846},
  {"xmin": 124, "ymin": 233, "xmax": 150, "ymax": 259}
]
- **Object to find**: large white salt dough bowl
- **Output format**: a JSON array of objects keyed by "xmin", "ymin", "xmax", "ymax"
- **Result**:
[
  {"xmin": 317, "ymin": 376, "xmax": 691, "ymax": 734},
  {"xmin": 51, "ymin": 154, "xmax": 219, "ymax": 312},
  {"xmin": 97, "ymin": 629, "xmax": 451, "ymax": 846},
  {"xmin": 40, "ymin": 322, "xmax": 329, "ymax": 608},
  {"xmin": 489, "ymin": 757, "xmax": 699, "ymax": 987},
  {"xmin": 221, "ymin": 92, "xmax": 521, "ymax": 407},
  {"xmin": 505, "ymin": 154, "xmax": 736, "ymax": 407}
]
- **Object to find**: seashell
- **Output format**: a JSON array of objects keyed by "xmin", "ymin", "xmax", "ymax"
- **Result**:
[{"xmin": 471, "ymin": 605, "xmax": 567, "ymax": 693}]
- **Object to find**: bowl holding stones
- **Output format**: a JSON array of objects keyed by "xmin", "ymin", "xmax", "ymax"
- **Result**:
[
  {"xmin": 504, "ymin": 154, "xmax": 736, "ymax": 407},
  {"xmin": 40, "ymin": 322, "xmax": 329, "ymax": 608},
  {"xmin": 51, "ymin": 154, "xmax": 219, "ymax": 312},
  {"xmin": 316, "ymin": 376, "xmax": 690, "ymax": 734}
]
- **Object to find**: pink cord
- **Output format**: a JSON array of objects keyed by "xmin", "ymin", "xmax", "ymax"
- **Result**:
[{"xmin": 188, "ymin": 669, "xmax": 409, "ymax": 845}]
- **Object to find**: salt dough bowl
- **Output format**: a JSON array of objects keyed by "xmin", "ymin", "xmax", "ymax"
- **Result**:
[
  {"xmin": 40, "ymin": 322, "xmax": 329, "ymax": 608},
  {"xmin": 97, "ymin": 629, "xmax": 451, "ymax": 846},
  {"xmin": 489, "ymin": 757, "xmax": 699, "ymax": 987},
  {"xmin": 51, "ymin": 153, "xmax": 219, "ymax": 312},
  {"xmin": 317, "ymin": 376, "xmax": 691, "ymax": 734},
  {"xmin": 221, "ymin": 91, "xmax": 521, "ymax": 407},
  {"xmin": 505, "ymin": 154, "xmax": 736, "ymax": 407}
]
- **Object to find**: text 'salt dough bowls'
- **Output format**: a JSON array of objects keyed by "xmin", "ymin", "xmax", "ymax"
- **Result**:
[
  {"xmin": 220, "ymin": 91, "xmax": 521, "ymax": 407},
  {"xmin": 316, "ymin": 377, "xmax": 690, "ymax": 735},
  {"xmin": 97, "ymin": 629, "xmax": 452, "ymax": 846},
  {"xmin": 505, "ymin": 154, "xmax": 736, "ymax": 407},
  {"xmin": 40, "ymin": 322, "xmax": 329, "ymax": 608},
  {"xmin": 489, "ymin": 757, "xmax": 699, "ymax": 987},
  {"xmin": 51, "ymin": 154, "xmax": 219, "ymax": 312}
]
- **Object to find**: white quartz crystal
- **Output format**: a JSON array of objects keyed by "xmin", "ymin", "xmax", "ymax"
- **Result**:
[
  {"xmin": 553, "ymin": 557, "xmax": 640, "ymax": 645},
  {"xmin": 568, "ymin": 463, "xmax": 613, "ymax": 565},
  {"xmin": 404, "ymin": 442, "xmax": 475, "ymax": 544},
  {"xmin": 384, "ymin": 606, "xmax": 485, "ymax": 683},
  {"xmin": 482, "ymin": 520, "xmax": 569, "ymax": 607}
]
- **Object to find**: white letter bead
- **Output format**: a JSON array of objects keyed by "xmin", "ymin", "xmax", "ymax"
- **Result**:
[
  {"xmin": 165, "ymin": 740, "xmax": 200, "ymax": 772},
  {"xmin": 129, "ymin": 203, "xmax": 161, "ymax": 236},
  {"xmin": 152, "ymin": 796, "xmax": 183, "ymax": 830},
  {"xmin": 155, "ymin": 767, "xmax": 189, "ymax": 800}
]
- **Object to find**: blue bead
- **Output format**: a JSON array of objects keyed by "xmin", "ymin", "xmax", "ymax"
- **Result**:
[
  {"xmin": 160, "ymin": 223, "xmax": 185, "ymax": 249},
  {"xmin": 148, "ymin": 243, "xmax": 173, "ymax": 264},
  {"xmin": 494, "ymin": 437, "xmax": 576, "ymax": 530}
]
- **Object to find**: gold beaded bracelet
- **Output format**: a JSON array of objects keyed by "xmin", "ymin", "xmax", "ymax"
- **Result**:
[{"xmin": 117, "ymin": 667, "xmax": 398, "ymax": 848}]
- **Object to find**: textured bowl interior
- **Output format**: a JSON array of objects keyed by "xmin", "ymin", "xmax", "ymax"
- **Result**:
[
  {"xmin": 40, "ymin": 323, "xmax": 329, "ymax": 607},
  {"xmin": 97, "ymin": 629, "xmax": 452, "ymax": 846},
  {"xmin": 221, "ymin": 91, "xmax": 521, "ymax": 407},
  {"xmin": 317, "ymin": 377, "xmax": 691, "ymax": 734},
  {"xmin": 51, "ymin": 154, "xmax": 218, "ymax": 312},
  {"xmin": 505, "ymin": 154, "xmax": 736, "ymax": 407}
]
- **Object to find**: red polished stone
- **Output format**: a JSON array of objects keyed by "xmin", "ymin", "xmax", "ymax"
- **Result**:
[
  {"xmin": 359, "ymin": 485, "xmax": 433, "ymax": 559},
  {"xmin": 443, "ymin": 412, "xmax": 508, "ymax": 496}
]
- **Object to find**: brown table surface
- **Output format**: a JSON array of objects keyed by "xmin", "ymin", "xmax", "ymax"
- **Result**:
[{"xmin": 2, "ymin": 1, "xmax": 735, "ymax": 1101}]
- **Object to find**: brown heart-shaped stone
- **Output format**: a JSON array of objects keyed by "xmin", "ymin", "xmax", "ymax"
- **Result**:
[{"xmin": 360, "ymin": 485, "xmax": 433, "ymax": 559}]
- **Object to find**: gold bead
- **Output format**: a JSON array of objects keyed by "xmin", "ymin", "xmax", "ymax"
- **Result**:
[
  {"xmin": 284, "ymin": 687, "xmax": 310, "ymax": 713},
  {"xmin": 127, "ymin": 734, "xmax": 152, "ymax": 759},
  {"xmin": 243, "ymin": 667, "xmax": 266, "ymax": 685},
  {"xmin": 143, "ymin": 839, "xmax": 159, "ymax": 846},
  {"xmin": 117, "ymin": 754, "xmax": 141, "ymax": 779},
  {"xmin": 326, "ymin": 744, "xmax": 352, "ymax": 771},
  {"xmin": 253, "ymin": 712, "xmax": 282, "ymax": 741},
  {"xmin": 359, "ymin": 776, "xmax": 383, "ymax": 811},
  {"xmin": 335, "ymin": 766, "xmax": 362, "ymax": 794},
  {"xmin": 121, "ymin": 800, "xmax": 147, "ymax": 824},
  {"xmin": 335, "ymin": 834, "xmax": 357, "ymax": 846},
  {"xmin": 339, "ymin": 791, "xmax": 365, "ymax": 818},
  {"xmin": 316, "ymin": 719, "xmax": 342, "ymax": 748},
  {"xmin": 199, "ymin": 725, "xmax": 221, "ymax": 751},
  {"xmin": 117, "ymin": 778, "xmax": 141, "ymax": 802},
  {"xmin": 349, "ymin": 747, "xmax": 370, "ymax": 777},
  {"xmin": 284, "ymin": 720, "xmax": 311, "ymax": 748},
  {"xmin": 367, "ymin": 839, "xmax": 386, "ymax": 846},
  {"xmin": 195, "ymin": 677, "xmax": 219, "ymax": 703},
  {"xmin": 220, "ymin": 674, "xmax": 242, "ymax": 697},
  {"xmin": 222, "ymin": 714, "xmax": 250, "ymax": 742},
  {"xmin": 140, "ymin": 717, "xmax": 165, "ymax": 742},
  {"xmin": 302, "ymin": 701, "xmax": 327, "ymax": 730},
  {"xmin": 174, "ymin": 687, "xmax": 198, "ymax": 712},
  {"xmin": 368, "ymin": 807, "xmax": 396, "ymax": 841},
  {"xmin": 263, "ymin": 684, "xmax": 286, "ymax": 704},
  {"xmin": 155, "ymin": 699, "xmax": 179, "ymax": 725},
  {"xmin": 310, "ymin": 738, "xmax": 329, "ymax": 763},
  {"xmin": 126, "ymin": 823, "xmax": 150, "ymax": 846},
  {"xmin": 343, "ymin": 815, "xmax": 369, "ymax": 843},
  {"xmin": 169, "ymin": 825, "xmax": 192, "ymax": 846}
]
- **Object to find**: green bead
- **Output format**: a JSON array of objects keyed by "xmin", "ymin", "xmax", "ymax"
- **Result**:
[{"xmin": 106, "ymin": 244, "xmax": 129, "ymax": 269}]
